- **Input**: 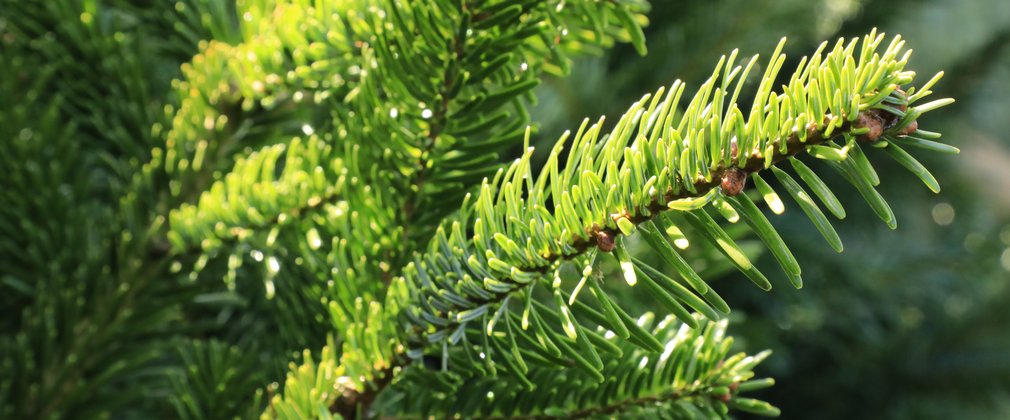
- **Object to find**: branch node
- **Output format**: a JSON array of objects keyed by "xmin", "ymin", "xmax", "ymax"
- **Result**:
[
  {"xmin": 596, "ymin": 229, "xmax": 616, "ymax": 253},
  {"xmin": 855, "ymin": 111, "xmax": 885, "ymax": 142},
  {"xmin": 720, "ymin": 168, "xmax": 748, "ymax": 196}
]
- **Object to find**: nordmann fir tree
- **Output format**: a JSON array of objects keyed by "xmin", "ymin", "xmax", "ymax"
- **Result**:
[{"xmin": 0, "ymin": 0, "xmax": 958, "ymax": 418}]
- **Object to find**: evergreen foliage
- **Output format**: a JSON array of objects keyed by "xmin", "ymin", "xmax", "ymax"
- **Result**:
[
  {"xmin": 0, "ymin": 0, "xmax": 963, "ymax": 418},
  {"xmin": 532, "ymin": 2, "xmax": 1010, "ymax": 417}
]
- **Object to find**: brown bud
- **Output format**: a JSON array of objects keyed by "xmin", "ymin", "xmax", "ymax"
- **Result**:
[
  {"xmin": 718, "ymin": 393, "xmax": 732, "ymax": 403},
  {"xmin": 729, "ymin": 382, "xmax": 740, "ymax": 392},
  {"xmin": 898, "ymin": 119, "xmax": 918, "ymax": 136},
  {"xmin": 720, "ymin": 168, "xmax": 748, "ymax": 196},
  {"xmin": 596, "ymin": 231, "xmax": 615, "ymax": 252},
  {"xmin": 855, "ymin": 111, "xmax": 885, "ymax": 142}
]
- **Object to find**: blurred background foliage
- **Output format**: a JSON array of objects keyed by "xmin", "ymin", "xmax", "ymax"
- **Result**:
[
  {"xmin": 529, "ymin": 0, "xmax": 1010, "ymax": 418},
  {"xmin": 2, "ymin": 0, "xmax": 1008, "ymax": 418}
]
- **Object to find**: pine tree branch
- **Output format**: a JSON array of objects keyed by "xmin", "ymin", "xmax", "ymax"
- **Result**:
[
  {"xmin": 507, "ymin": 389, "xmax": 712, "ymax": 419},
  {"xmin": 396, "ymin": 0, "xmax": 652, "ymax": 251},
  {"xmin": 319, "ymin": 2, "xmax": 656, "ymax": 412},
  {"xmin": 158, "ymin": 3, "xmax": 656, "ymax": 414},
  {"xmin": 330, "ymin": 2, "xmax": 556, "ymax": 409},
  {"xmin": 398, "ymin": 33, "xmax": 957, "ymax": 385},
  {"xmin": 315, "ymin": 69, "xmax": 545, "ymax": 416},
  {"xmin": 409, "ymin": 107, "xmax": 905, "ymax": 345},
  {"xmin": 0, "ymin": 12, "xmax": 223, "ymax": 412},
  {"xmin": 382, "ymin": 317, "xmax": 780, "ymax": 418},
  {"xmin": 177, "ymin": 188, "xmax": 345, "ymax": 257},
  {"xmin": 400, "ymin": 0, "xmax": 471, "ymax": 256}
]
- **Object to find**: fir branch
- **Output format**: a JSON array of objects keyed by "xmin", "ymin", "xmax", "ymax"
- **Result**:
[
  {"xmin": 515, "ymin": 112, "xmax": 874, "ymax": 270},
  {"xmin": 399, "ymin": 31, "xmax": 955, "ymax": 383},
  {"xmin": 546, "ymin": 390, "xmax": 711, "ymax": 420},
  {"xmin": 404, "ymin": 106, "xmax": 897, "ymax": 356},
  {"xmin": 380, "ymin": 317, "xmax": 779, "ymax": 419},
  {"xmin": 324, "ymin": 5, "xmax": 490, "ymax": 413},
  {"xmin": 400, "ymin": 0, "xmax": 472, "ymax": 250},
  {"xmin": 0, "ymin": 3, "xmax": 235, "ymax": 416},
  {"xmin": 255, "ymin": 1, "xmax": 654, "ymax": 414},
  {"xmin": 395, "ymin": 0, "xmax": 652, "ymax": 249}
]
